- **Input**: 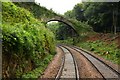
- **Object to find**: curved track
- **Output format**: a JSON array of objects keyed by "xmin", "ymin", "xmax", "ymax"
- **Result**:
[
  {"xmin": 67, "ymin": 45, "xmax": 120, "ymax": 79},
  {"xmin": 55, "ymin": 46, "xmax": 79, "ymax": 80}
]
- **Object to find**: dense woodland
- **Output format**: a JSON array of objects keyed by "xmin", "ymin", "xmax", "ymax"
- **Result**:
[
  {"xmin": 64, "ymin": 2, "xmax": 120, "ymax": 33},
  {"xmin": 51, "ymin": 2, "xmax": 120, "ymax": 42}
]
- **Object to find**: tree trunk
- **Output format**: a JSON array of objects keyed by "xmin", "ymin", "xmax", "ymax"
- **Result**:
[{"xmin": 113, "ymin": 3, "xmax": 118, "ymax": 35}]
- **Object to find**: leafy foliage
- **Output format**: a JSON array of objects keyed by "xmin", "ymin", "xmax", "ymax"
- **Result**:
[
  {"xmin": 2, "ymin": 2, "xmax": 55, "ymax": 78},
  {"xmin": 22, "ymin": 54, "xmax": 53, "ymax": 78},
  {"xmin": 57, "ymin": 38, "xmax": 74, "ymax": 45},
  {"xmin": 73, "ymin": 3, "xmax": 85, "ymax": 21},
  {"xmin": 46, "ymin": 22, "xmax": 59, "ymax": 36},
  {"xmin": 78, "ymin": 40, "xmax": 120, "ymax": 64},
  {"xmin": 64, "ymin": 10, "xmax": 75, "ymax": 19},
  {"xmin": 70, "ymin": 19, "xmax": 92, "ymax": 35},
  {"xmin": 56, "ymin": 23, "xmax": 77, "ymax": 40},
  {"xmin": 64, "ymin": 2, "xmax": 120, "ymax": 33},
  {"xmin": 47, "ymin": 21, "xmax": 79, "ymax": 40},
  {"xmin": 2, "ymin": 2, "xmax": 35, "ymax": 23},
  {"xmin": 64, "ymin": 2, "xmax": 120, "ymax": 65},
  {"xmin": 14, "ymin": 2, "xmax": 57, "ymax": 22}
]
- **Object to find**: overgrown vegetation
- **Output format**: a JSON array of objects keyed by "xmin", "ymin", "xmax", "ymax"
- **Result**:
[
  {"xmin": 22, "ymin": 54, "xmax": 53, "ymax": 78},
  {"xmin": 2, "ymin": 1, "xmax": 120, "ymax": 79},
  {"xmin": 2, "ymin": 2, "xmax": 55, "ymax": 78},
  {"xmin": 47, "ymin": 19, "xmax": 92, "ymax": 41},
  {"xmin": 56, "ymin": 38, "xmax": 74, "ymax": 45},
  {"xmin": 78, "ymin": 40, "xmax": 120, "ymax": 64},
  {"xmin": 14, "ymin": 2, "xmax": 57, "ymax": 22},
  {"xmin": 64, "ymin": 2, "xmax": 120, "ymax": 33},
  {"xmin": 63, "ymin": 2, "xmax": 120, "ymax": 65}
]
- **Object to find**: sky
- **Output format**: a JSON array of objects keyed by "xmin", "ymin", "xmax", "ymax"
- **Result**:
[{"xmin": 35, "ymin": 0, "xmax": 82, "ymax": 14}]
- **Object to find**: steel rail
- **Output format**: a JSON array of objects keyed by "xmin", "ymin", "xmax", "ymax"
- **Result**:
[{"xmin": 70, "ymin": 46, "xmax": 120, "ymax": 79}]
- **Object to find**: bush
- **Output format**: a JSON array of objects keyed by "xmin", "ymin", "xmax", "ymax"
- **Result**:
[
  {"xmin": 2, "ymin": 2, "xmax": 55, "ymax": 78},
  {"xmin": 78, "ymin": 40, "xmax": 120, "ymax": 64}
]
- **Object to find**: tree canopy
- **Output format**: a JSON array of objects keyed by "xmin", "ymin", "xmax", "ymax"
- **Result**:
[{"xmin": 64, "ymin": 2, "xmax": 120, "ymax": 33}]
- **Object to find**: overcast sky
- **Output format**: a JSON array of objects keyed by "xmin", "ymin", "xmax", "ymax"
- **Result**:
[{"xmin": 35, "ymin": 0, "xmax": 82, "ymax": 14}]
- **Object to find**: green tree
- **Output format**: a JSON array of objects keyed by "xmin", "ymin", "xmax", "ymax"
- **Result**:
[
  {"xmin": 46, "ymin": 22, "xmax": 59, "ymax": 39},
  {"xmin": 84, "ymin": 2, "xmax": 119, "ymax": 33},
  {"xmin": 56, "ymin": 23, "xmax": 76, "ymax": 40},
  {"xmin": 73, "ymin": 3, "xmax": 86, "ymax": 21},
  {"xmin": 64, "ymin": 2, "xmax": 119, "ymax": 33},
  {"xmin": 64, "ymin": 10, "xmax": 75, "ymax": 19}
]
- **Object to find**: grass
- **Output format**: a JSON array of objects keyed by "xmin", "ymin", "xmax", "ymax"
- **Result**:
[
  {"xmin": 78, "ymin": 40, "xmax": 120, "ymax": 64},
  {"xmin": 22, "ymin": 54, "xmax": 54, "ymax": 79},
  {"xmin": 56, "ymin": 38, "xmax": 74, "ymax": 45}
]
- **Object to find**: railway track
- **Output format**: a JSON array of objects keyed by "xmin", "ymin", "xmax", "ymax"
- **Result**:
[
  {"xmin": 66, "ymin": 45, "xmax": 120, "ymax": 79},
  {"xmin": 55, "ymin": 45, "xmax": 120, "ymax": 79},
  {"xmin": 55, "ymin": 46, "xmax": 79, "ymax": 80}
]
